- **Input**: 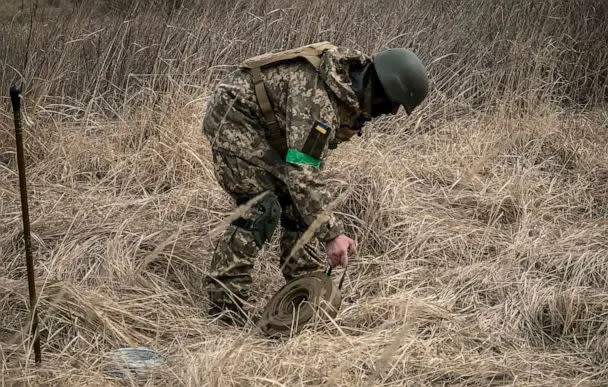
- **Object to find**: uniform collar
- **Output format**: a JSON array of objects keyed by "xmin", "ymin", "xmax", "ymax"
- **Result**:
[{"xmin": 317, "ymin": 46, "xmax": 372, "ymax": 121}]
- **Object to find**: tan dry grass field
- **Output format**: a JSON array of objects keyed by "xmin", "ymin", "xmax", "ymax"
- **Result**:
[{"xmin": 1, "ymin": 0, "xmax": 608, "ymax": 386}]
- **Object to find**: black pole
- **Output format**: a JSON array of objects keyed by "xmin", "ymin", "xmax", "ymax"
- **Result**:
[{"xmin": 10, "ymin": 85, "xmax": 41, "ymax": 364}]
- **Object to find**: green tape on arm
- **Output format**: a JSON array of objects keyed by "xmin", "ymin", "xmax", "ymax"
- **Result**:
[{"xmin": 285, "ymin": 148, "xmax": 320, "ymax": 168}]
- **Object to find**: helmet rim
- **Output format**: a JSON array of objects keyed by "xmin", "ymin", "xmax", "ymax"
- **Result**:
[{"xmin": 372, "ymin": 48, "xmax": 429, "ymax": 114}]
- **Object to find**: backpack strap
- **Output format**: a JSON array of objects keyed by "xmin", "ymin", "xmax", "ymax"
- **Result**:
[
  {"xmin": 240, "ymin": 42, "xmax": 336, "ymax": 158},
  {"xmin": 250, "ymin": 66, "xmax": 287, "ymax": 156}
]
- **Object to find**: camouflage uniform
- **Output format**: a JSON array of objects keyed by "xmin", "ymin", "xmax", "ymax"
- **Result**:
[{"xmin": 202, "ymin": 46, "xmax": 370, "ymax": 317}]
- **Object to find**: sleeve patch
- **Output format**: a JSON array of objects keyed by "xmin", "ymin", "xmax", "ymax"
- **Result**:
[{"xmin": 301, "ymin": 120, "xmax": 331, "ymax": 160}]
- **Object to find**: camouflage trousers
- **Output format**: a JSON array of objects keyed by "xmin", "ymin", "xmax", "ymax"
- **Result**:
[{"xmin": 206, "ymin": 150, "xmax": 325, "ymax": 313}]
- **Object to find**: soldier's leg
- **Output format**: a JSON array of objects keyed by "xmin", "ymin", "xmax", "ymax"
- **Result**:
[
  {"xmin": 207, "ymin": 191, "xmax": 281, "ymax": 322},
  {"xmin": 207, "ymin": 223, "xmax": 256, "ymax": 322},
  {"xmin": 277, "ymin": 192, "xmax": 325, "ymax": 281},
  {"xmin": 206, "ymin": 151, "xmax": 281, "ymax": 323}
]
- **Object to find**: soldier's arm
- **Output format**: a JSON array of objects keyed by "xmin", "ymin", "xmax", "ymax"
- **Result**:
[
  {"xmin": 281, "ymin": 64, "xmax": 346, "ymax": 243},
  {"xmin": 282, "ymin": 163, "xmax": 345, "ymax": 243}
]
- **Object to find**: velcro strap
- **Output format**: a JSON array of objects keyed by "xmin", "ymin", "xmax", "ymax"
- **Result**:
[{"xmin": 231, "ymin": 217, "xmax": 256, "ymax": 231}]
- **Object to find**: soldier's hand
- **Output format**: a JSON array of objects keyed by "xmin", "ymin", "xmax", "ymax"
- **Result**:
[{"xmin": 326, "ymin": 235, "xmax": 356, "ymax": 268}]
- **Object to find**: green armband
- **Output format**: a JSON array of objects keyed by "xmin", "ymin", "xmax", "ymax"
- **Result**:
[
  {"xmin": 285, "ymin": 120, "xmax": 331, "ymax": 168},
  {"xmin": 285, "ymin": 148, "xmax": 321, "ymax": 168}
]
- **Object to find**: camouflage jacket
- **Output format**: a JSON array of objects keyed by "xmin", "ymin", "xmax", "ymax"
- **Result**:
[{"xmin": 202, "ymin": 45, "xmax": 371, "ymax": 243}]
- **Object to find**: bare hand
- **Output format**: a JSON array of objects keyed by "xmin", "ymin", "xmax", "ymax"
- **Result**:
[{"xmin": 326, "ymin": 235, "xmax": 356, "ymax": 268}]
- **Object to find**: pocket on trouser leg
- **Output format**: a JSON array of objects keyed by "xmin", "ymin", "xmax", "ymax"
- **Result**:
[{"xmin": 206, "ymin": 225, "xmax": 257, "ymax": 300}]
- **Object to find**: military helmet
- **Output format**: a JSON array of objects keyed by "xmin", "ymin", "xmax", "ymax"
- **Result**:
[{"xmin": 372, "ymin": 48, "xmax": 429, "ymax": 114}]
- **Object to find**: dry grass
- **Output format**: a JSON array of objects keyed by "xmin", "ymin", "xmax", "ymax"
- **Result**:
[{"xmin": 1, "ymin": 0, "xmax": 608, "ymax": 386}]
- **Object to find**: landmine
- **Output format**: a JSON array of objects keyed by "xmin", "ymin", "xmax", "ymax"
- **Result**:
[{"xmin": 257, "ymin": 269, "xmax": 344, "ymax": 337}]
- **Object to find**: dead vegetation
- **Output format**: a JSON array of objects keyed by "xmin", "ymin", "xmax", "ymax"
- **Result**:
[{"xmin": 1, "ymin": 0, "xmax": 608, "ymax": 385}]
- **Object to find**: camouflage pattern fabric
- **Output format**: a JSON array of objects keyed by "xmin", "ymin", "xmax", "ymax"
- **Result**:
[
  {"xmin": 203, "ymin": 45, "xmax": 370, "ymax": 314},
  {"xmin": 206, "ymin": 151, "xmax": 328, "ymax": 312}
]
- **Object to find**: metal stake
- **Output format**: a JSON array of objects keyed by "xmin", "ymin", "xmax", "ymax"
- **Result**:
[{"xmin": 10, "ymin": 85, "xmax": 41, "ymax": 364}]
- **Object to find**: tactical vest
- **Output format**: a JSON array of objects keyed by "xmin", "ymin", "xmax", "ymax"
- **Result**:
[{"xmin": 239, "ymin": 42, "xmax": 336, "ymax": 157}]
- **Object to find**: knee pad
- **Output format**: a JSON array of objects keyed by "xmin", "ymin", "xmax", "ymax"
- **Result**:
[{"xmin": 231, "ymin": 191, "xmax": 281, "ymax": 248}]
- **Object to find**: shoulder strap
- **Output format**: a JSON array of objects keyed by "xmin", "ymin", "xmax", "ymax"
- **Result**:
[
  {"xmin": 241, "ymin": 42, "xmax": 336, "ymax": 158},
  {"xmin": 240, "ymin": 41, "xmax": 335, "ymax": 70},
  {"xmin": 249, "ymin": 66, "xmax": 286, "ymax": 156}
]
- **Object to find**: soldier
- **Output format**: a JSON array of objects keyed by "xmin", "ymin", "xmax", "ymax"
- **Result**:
[{"xmin": 202, "ymin": 42, "xmax": 429, "ymax": 325}]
